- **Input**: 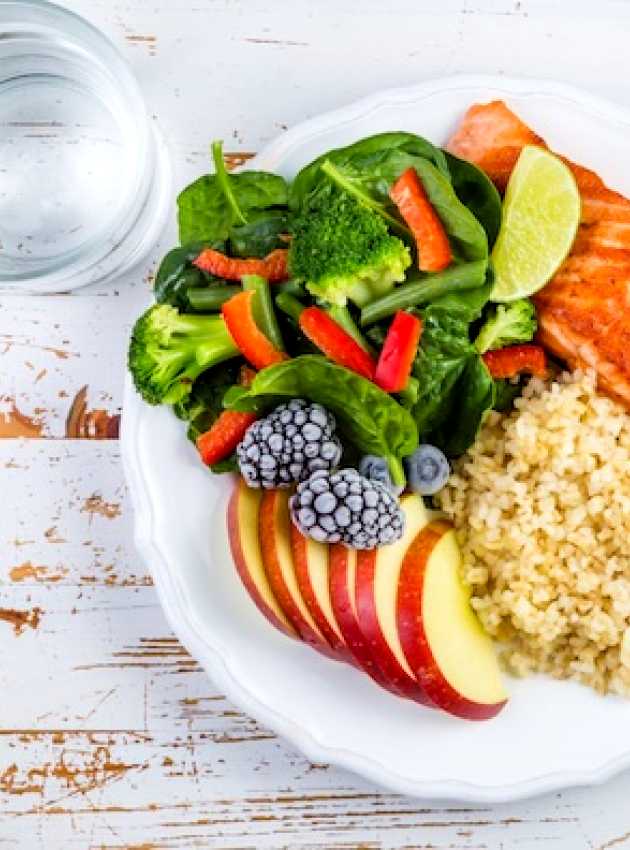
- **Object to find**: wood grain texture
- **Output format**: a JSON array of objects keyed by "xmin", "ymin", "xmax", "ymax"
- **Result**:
[{"xmin": 3, "ymin": 0, "xmax": 630, "ymax": 846}]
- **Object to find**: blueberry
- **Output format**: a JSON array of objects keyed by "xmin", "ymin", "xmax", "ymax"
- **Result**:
[
  {"xmin": 404, "ymin": 444, "xmax": 450, "ymax": 496},
  {"xmin": 359, "ymin": 455, "xmax": 391, "ymax": 487}
]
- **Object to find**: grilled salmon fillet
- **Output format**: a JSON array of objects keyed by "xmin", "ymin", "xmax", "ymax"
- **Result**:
[{"xmin": 448, "ymin": 100, "xmax": 630, "ymax": 409}]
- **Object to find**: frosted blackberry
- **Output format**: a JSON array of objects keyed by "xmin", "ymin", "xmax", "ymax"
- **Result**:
[
  {"xmin": 289, "ymin": 468, "xmax": 405, "ymax": 550},
  {"xmin": 237, "ymin": 399, "xmax": 342, "ymax": 489}
]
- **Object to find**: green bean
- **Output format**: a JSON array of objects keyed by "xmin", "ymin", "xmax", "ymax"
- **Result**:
[
  {"xmin": 324, "ymin": 304, "xmax": 374, "ymax": 355},
  {"xmin": 275, "ymin": 292, "xmax": 305, "ymax": 323},
  {"xmin": 275, "ymin": 279, "xmax": 306, "ymax": 297},
  {"xmin": 242, "ymin": 274, "xmax": 285, "ymax": 350},
  {"xmin": 360, "ymin": 260, "xmax": 487, "ymax": 326},
  {"xmin": 187, "ymin": 285, "xmax": 240, "ymax": 312}
]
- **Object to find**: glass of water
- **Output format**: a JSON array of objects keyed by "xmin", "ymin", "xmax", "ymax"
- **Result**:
[{"xmin": 0, "ymin": 0, "xmax": 171, "ymax": 292}]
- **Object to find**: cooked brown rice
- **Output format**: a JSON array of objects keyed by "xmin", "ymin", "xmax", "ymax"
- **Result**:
[{"xmin": 437, "ymin": 370, "xmax": 630, "ymax": 695}]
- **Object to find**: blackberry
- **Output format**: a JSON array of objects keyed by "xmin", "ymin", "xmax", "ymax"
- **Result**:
[
  {"xmin": 237, "ymin": 399, "xmax": 342, "ymax": 489},
  {"xmin": 289, "ymin": 468, "xmax": 405, "ymax": 550}
]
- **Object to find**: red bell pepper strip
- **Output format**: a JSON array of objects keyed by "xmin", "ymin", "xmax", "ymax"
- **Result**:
[
  {"xmin": 298, "ymin": 306, "xmax": 377, "ymax": 380},
  {"xmin": 389, "ymin": 168, "xmax": 452, "ymax": 272},
  {"xmin": 222, "ymin": 290, "xmax": 288, "ymax": 371},
  {"xmin": 374, "ymin": 311, "xmax": 423, "ymax": 393},
  {"xmin": 197, "ymin": 410, "xmax": 257, "ymax": 466},
  {"xmin": 193, "ymin": 248, "xmax": 289, "ymax": 282},
  {"xmin": 482, "ymin": 344, "xmax": 548, "ymax": 380}
]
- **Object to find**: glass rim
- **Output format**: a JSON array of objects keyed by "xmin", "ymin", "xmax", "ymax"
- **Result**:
[{"xmin": 0, "ymin": 0, "xmax": 172, "ymax": 292}]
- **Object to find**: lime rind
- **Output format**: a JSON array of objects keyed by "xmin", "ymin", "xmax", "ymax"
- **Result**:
[{"xmin": 490, "ymin": 145, "xmax": 581, "ymax": 303}]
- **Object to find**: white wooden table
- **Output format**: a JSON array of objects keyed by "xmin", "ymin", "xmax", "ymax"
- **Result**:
[{"xmin": 2, "ymin": 1, "xmax": 630, "ymax": 846}]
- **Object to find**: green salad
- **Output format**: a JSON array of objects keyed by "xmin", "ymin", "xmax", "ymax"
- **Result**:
[{"xmin": 129, "ymin": 132, "xmax": 542, "ymax": 487}]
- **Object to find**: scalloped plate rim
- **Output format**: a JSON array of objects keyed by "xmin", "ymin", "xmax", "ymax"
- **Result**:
[{"xmin": 122, "ymin": 73, "xmax": 630, "ymax": 802}]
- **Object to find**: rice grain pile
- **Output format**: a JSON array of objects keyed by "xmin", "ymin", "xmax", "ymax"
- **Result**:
[{"xmin": 437, "ymin": 370, "xmax": 630, "ymax": 695}]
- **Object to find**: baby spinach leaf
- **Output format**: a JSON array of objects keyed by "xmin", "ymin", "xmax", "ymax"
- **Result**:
[
  {"xmin": 408, "ymin": 269, "xmax": 494, "ymax": 455},
  {"xmin": 173, "ymin": 360, "xmax": 243, "ymax": 443},
  {"xmin": 178, "ymin": 170, "xmax": 289, "ymax": 245},
  {"xmin": 437, "ymin": 356, "xmax": 495, "ymax": 457},
  {"xmin": 290, "ymin": 132, "xmax": 449, "ymax": 210},
  {"xmin": 408, "ymin": 158, "xmax": 488, "ymax": 261},
  {"xmin": 228, "ymin": 355, "xmax": 418, "ymax": 485},
  {"xmin": 221, "ymin": 384, "xmax": 281, "ymax": 415},
  {"xmin": 410, "ymin": 311, "xmax": 475, "ymax": 439},
  {"xmin": 177, "ymin": 141, "xmax": 289, "ymax": 246},
  {"xmin": 211, "ymin": 140, "xmax": 247, "ymax": 225},
  {"xmin": 154, "ymin": 241, "xmax": 227, "ymax": 310},
  {"xmin": 445, "ymin": 152, "xmax": 502, "ymax": 249},
  {"xmin": 229, "ymin": 209, "xmax": 289, "ymax": 258}
]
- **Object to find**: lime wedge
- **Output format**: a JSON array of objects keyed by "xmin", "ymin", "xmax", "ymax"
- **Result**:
[{"xmin": 491, "ymin": 145, "xmax": 580, "ymax": 302}]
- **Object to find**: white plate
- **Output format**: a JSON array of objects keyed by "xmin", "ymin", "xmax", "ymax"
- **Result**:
[{"xmin": 122, "ymin": 74, "xmax": 630, "ymax": 802}]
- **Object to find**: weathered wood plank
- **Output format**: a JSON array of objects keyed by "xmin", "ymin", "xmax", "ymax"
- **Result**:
[
  {"xmin": 3, "ymin": 725, "xmax": 630, "ymax": 849},
  {"xmin": 0, "ymin": 582, "xmax": 279, "ymax": 741},
  {"xmin": 0, "ymin": 296, "xmax": 149, "ymax": 437},
  {"xmin": 62, "ymin": 0, "xmax": 630, "ymax": 169},
  {"xmin": 0, "ymin": 727, "xmax": 598, "ymax": 848},
  {"xmin": 0, "ymin": 441, "xmax": 144, "ymax": 586}
]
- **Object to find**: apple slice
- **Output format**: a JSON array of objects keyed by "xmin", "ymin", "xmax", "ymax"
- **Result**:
[
  {"xmin": 355, "ymin": 494, "xmax": 434, "ymax": 707},
  {"xmin": 329, "ymin": 543, "xmax": 398, "ymax": 693},
  {"xmin": 290, "ymin": 524, "xmax": 354, "ymax": 664},
  {"xmin": 259, "ymin": 489, "xmax": 334, "ymax": 656},
  {"xmin": 397, "ymin": 520, "xmax": 508, "ymax": 720},
  {"xmin": 227, "ymin": 479, "xmax": 295, "ymax": 638}
]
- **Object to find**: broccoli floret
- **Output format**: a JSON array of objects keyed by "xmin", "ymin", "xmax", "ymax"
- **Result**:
[
  {"xmin": 288, "ymin": 184, "xmax": 411, "ymax": 307},
  {"xmin": 128, "ymin": 304, "xmax": 240, "ymax": 405},
  {"xmin": 474, "ymin": 299, "xmax": 537, "ymax": 354}
]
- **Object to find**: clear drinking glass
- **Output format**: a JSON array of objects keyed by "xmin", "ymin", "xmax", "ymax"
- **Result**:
[{"xmin": 0, "ymin": 0, "xmax": 171, "ymax": 292}]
